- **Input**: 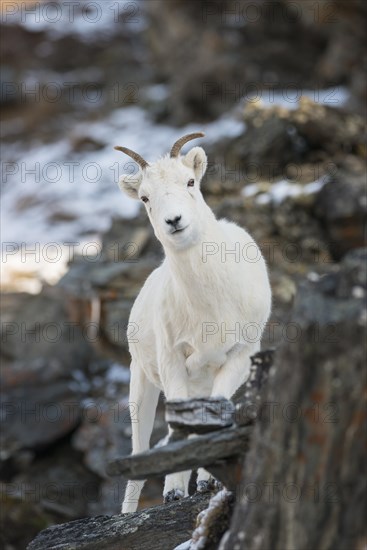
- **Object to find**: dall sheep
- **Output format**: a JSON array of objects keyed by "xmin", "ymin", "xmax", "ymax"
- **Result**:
[{"xmin": 115, "ymin": 133, "xmax": 271, "ymax": 513}]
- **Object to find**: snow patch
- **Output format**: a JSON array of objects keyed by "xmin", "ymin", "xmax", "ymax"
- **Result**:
[
  {"xmin": 241, "ymin": 183, "xmax": 259, "ymax": 198},
  {"xmin": 174, "ymin": 541, "xmax": 191, "ymax": 550},
  {"xmin": 352, "ymin": 286, "xmax": 365, "ymax": 299},
  {"xmin": 2, "ymin": 107, "xmax": 245, "ymax": 248},
  {"xmin": 253, "ymin": 86, "xmax": 350, "ymax": 110},
  {"xmin": 1, "ymin": 99, "xmax": 244, "ymax": 292},
  {"xmin": 242, "ymin": 177, "xmax": 328, "ymax": 206},
  {"xmin": 307, "ymin": 272, "xmax": 321, "ymax": 282},
  {"xmin": 1, "ymin": 0, "xmax": 146, "ymax": 42},
  {"xmin": 145, "ymin": 84, "xmax": 170, "ymax": 102},
  {"xmin": 106, "ymin": 363, "xmax": 131, "ymax": 385}
]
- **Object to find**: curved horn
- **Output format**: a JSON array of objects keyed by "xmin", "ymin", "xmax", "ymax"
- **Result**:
[
  {"xmin": 114, "ymin": 146, "xmax": 149, "ymax": 170},
  {"xmin": 170, "ymin": 132, "xmax": 205, "ymax": 158}
]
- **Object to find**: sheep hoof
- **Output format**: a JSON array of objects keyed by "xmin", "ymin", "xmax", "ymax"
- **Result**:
[
  {"xmin": 197, "ymin": 478, "xmax": 223, "ymax": 493},
  {"xmin": 164, "ymin": 488, "xmax": 184, "ymax": 503}
]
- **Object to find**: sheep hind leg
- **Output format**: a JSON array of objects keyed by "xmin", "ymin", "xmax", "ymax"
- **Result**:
[
  {"xmin": 121, "ymin": 364, "xmax": 160, "ymax": 514},
  {"xmin": 163, "ymin": 469, "xmax": 191, "ymax": 503},
  {"xmin": 196, "ymin": 468, "xmax": 222, "ymax": 493},
  {"xmin": 163, "ymin": 426, "xmax": 191, "ymax": 503},
  {"xmin": 187, "ymin": 432, "xmax": 219, "ymax": 493}
]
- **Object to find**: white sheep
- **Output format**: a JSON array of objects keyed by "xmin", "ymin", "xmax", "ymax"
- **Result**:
[{"xmin": 115, "ymin": 133, "xmax": 272, "ymax": 513}]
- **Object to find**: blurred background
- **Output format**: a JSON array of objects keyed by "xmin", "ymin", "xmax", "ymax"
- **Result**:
[{"xmin": 0, "ymin": 0, "xmax": 366, "ymax": 548}]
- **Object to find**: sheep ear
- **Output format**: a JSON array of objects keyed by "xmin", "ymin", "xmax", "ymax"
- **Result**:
[
  {"xmin": 183, "ymin": 147, "xmax": 208, "ymax": 181},
  {"xmin": 118, "ymin": 172, "xmax": 143, "ymax": 199}
]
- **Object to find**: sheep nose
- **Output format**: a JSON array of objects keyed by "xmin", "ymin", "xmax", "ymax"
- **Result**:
[{"xmin": 165, "ymin": 215, "xmax": 182, "ymax": 227}]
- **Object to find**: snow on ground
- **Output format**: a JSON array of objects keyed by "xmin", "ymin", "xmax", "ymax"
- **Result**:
[
  {"xmin": 242, "ymin": 177, "xmax": 328, "ymax": 205},
  {"xmin": 1, "ymin": 106, "xmax": 244, "ymax": 292},
  {"xmin": 1, "ymin": 0, "xmax": 146, "ymax": 41},
  {"xmin": 1, "ymin": 107, "xmax": 245, "ymax": 245},
  {"xmin": 174, "ymin": 541, "xmax": 191, "ymax": 550},
  {"xmin": 106, "ymin": 363, "xmax": 130, "ymax": 384},
  {"xmin": 253, "ymin": 86, "xmax": 350, "ymax": 110}
]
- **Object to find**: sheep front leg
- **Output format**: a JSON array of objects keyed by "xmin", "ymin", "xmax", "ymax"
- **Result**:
[
  {"xmin": 158, "ymin": 348, "xmax": 191, "ymax": 503},
  {"xmin": 193, "ymin": 348, "xmax": 258, "ymax": 496},
  {"xmin": 158, "ymin": 348, "xmax": 190, "ymax": 401},
  {"xmin": 211, "ymin": 346, "xmax": 258, "ymax": 399},
  {"xmin": 185, "ymin": 340, "xmax": 244, "ymax": 374},
  {"xmin": 186, "ymin": 348, "xmax": 227, "ymax": 372}
]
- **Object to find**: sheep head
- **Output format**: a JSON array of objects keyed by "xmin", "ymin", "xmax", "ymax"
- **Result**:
[{"xmin": 115, "ymin": 133, "xmax": 211, "ymax": 251}]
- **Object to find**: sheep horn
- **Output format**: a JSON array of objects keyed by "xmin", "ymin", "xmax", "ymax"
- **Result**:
[
  {"xmin": 170, "ymin": 132, "xmax": 205, "ymax": 158},
  {"xmin": 114, "ymin": 146, "xmax": 150, "ymax": 170}
]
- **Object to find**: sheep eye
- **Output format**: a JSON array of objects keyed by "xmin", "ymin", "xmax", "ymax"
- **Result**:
[
  {"xmin": 188, "ymin": 179, "xmax": 195, "ymax": 187},
  {"xmin": 141, "ymin": 196, "xmax": 149, "ymax": 203}
]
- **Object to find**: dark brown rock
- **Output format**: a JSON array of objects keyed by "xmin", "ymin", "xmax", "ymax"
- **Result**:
[
  {"xmin": 144, "ymin": 0, "xmax": 367, "ymax": 124},
  {"xmin": 190, "ymin": 490, "xmax": 235, "ymax": 550},
  {"xmin": 27, "ymin": 494, "xmax": 211, "ymax": 550},
  {"xmin": 314, "ymin": 157, "xmax": 367, "ymax": 259},
  {"xmin": 216, "ymin": 99, "xmax": 365, "ymax": 182},
  {"xmin": 222, "ymin": 248, "xmax": 367, "ymax": 549},
  {"xmin": 10, "ymin": 443, "xmax": 101, "ymax": 520},
  {"xmin": 0, "ymin": 484, "xmax": 52, "ymax": 550},
  {"xmin": 0, "ymin": 289, "xmax": 92, "ymax": 459}
]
